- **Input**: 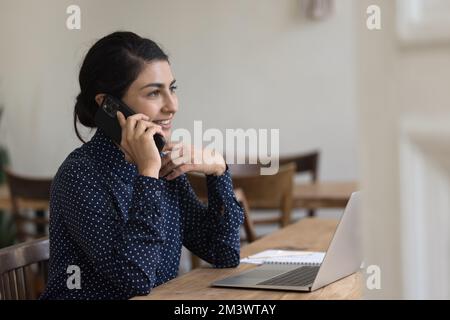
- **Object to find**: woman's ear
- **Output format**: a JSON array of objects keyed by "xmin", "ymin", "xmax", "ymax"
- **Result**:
[{"xmin": 94, "ymin": 94, "xmax": 106, "ymax": 106}]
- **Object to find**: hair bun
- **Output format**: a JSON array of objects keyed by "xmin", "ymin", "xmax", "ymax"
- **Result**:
[{"xmin": 74, "ymin": 92, "xmax": 96, "ymax": 128}]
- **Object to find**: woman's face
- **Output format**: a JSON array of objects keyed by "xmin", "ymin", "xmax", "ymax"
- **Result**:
[{"xmin": 122, "ymin": 60, "xmax": 178, "ymax": 140}]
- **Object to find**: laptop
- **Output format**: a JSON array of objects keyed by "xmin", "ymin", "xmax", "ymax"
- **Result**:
[{"xmin": 212, "ymin": 192, "xmax": 362, "ymax": 292}]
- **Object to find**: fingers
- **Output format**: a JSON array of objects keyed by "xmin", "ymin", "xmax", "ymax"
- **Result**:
[
  {"xmin": 115, "ymin": 112, "xmax": 164, "ymax": 175},
  {"xmin": 117, "ymin": 112, "xmax": 149, "ymax": 129},
  {"xmin": 117, "ymin": 111, "xmax": 126, "ymax": 127},
  {"xmin": 160, "ymin": 157, "xmax": 186, "ymax": 177},
  {"xmin": 165, "ymin": 166, "xmax": 189, "ymax": 180},
  {"xmin": 160, "ymin": 143, "xmax": 187, "ymax": 177},
  {"xmin": 134, "ymin": 119, "xmax": 147, "ymax": 138},
  {"xmin": 134, "ymin": 119, "xmax": 161, "ymax": 139},
  {"xmin": 117, "ymin": 112, "xmax": 132, "ymax": 157},
  {"xmin": 119, "ymin": 112, "xmax": 165, "ymax": 143},
  {"xmin": 118, "ymin": 112, "xmax": 163, "ymax": 162},
  {"xmin": 159, "ymin": 164, "xmax": 171, "ymax": 178},
  {"xmin": 117, "ymin": 111, "xmax": 127, "ymax": 145},
  {"xmin": 162, "ymin": 141, "xmax": 180, "ymax": 152},
  {"xmin": 142, "ymin": 125, "xmax": 165, "ymax": 143},
  {"xmin": 161, "ymin": 144, "xmax": 183, "ymax": 167},
  {"xmin": 126, "ymin": 114, "xmax": 149, "ymax": 142}
]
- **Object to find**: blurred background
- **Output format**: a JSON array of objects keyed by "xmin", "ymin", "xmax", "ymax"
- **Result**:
[{"xmin": 1, "ymin": 0, "xmax": 449, "ymax": 299}]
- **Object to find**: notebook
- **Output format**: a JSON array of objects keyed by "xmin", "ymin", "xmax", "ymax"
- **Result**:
[{"xmin": 240, "ymin": 249, "xmax": 325, "ymax": 266}]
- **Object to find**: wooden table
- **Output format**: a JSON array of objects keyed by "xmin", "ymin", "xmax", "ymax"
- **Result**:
[
  {"xmin": 133, "ymin": 218, "xmax": 362, "ymax": 300},
  {"xmin": 293, "ymin": 181, "xmax": 358, "ymax": 209}
]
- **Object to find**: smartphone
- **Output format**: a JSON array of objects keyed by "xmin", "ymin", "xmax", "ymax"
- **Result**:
[{"xmin": 94, "ymin": 94, "xmax": 166, "ymax": 152}]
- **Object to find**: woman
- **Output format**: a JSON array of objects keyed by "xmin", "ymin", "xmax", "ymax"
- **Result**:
[{"xmin": 40, "ymin": 31, "xmax": 244, "ymax": 300}]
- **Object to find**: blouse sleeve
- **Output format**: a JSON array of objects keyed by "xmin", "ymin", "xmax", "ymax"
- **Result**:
[
  {"xmin": 177, "ymin": 167, "xmax": 244, "ymax": 267},
  {"xmin": 57, "ymin": 161, "xmax": 165, "ymax": 297}
]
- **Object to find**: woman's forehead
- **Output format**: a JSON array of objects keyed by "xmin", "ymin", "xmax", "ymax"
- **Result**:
[{"xmin": 134, "ymin": 60, "xmax": 174, "ymax": 87}]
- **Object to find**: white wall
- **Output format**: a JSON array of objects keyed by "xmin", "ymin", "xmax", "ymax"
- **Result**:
[
  {"xmin": 357, "ymin": 0, "xmax": 450, "ymax": 298},
  {"xmin": 0, "ymin": 0, "xmax": 358, "ymax": 183}
]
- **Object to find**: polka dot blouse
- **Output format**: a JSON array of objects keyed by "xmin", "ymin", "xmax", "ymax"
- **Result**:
[{"xmin": 40, "ymin": 128, "xmax": 244, "ymax": 300}]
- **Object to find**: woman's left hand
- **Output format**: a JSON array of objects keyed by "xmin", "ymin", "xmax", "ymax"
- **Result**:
[{"xmin": 159, "ymin": 142, "xmax": 226, "ymax": 180}]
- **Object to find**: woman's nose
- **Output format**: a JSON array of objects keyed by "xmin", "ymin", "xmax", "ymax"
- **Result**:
[{"xmin": 162, "ymin": 93, "xmax": 178, "ymax": 114}]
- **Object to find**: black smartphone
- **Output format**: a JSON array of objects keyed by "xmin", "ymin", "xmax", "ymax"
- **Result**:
[{"xmin": 94, "ymin": 94, "xmax": 166, "ymax": 152}]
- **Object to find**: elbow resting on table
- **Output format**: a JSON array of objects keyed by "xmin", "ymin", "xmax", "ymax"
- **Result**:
[
  {"xmin": 212, "ymin": 250, "xmax": 241, "ymax": 268},
  {"xmin": 125, "ymin": 280, "xmax": 153, "ymax": 298},
  {"xmin": 120, "ymin": 272, "xmax": 156, "ymax": 298}
]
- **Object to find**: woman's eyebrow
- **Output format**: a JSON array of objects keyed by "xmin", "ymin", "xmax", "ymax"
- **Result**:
[{"xmin": 140, "ymin": 79, "xmax": 176, "ymax": 90}]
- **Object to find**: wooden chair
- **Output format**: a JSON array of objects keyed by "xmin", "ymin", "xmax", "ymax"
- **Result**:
[
  {"xmin": 279, "ymin": 151, "xmax": 320, "ymax": 217},
  {"xmin": 228, "ymin": 162, "xmax": 296, "ymax": 227},
  {"xmin": 4, "ymin": 169, "xmax": 52, "ymax": 242},
  {"xmin": 188, "ymin": 163, "xmax": 296, "ymax": 228},
  {"xmin": 0, "ymin": 237, "xmax": 49, "ymax": 300}
]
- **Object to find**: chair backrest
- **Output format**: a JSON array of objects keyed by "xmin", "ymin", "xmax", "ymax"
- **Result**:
[
  {"xmin": 187, "ymin": 162, "xmax": 296, "ymax": 227},
  {"xmin": 279, "ymin": 150, "xmax": 320, "ymax": 181},
  {"xmin": 0, "ymin": 237, "xmax": 49, "ymax": 300},
  {"xmin": 4, "ymin": 169, "xmax": 53, "ymax": 241},
  {"xmin": 224, "ymin": 151, "xmax": 319, "ymax": 179},
  {"xmin": 279, "ymin": 151, "xmax": 320, "ymax": 217},
  {"xmin": 4, "ymin": 169, "xmax": 52, "ymax": 200},
  {"xmin": 230, "ymin": 162, "xmax": 296, "ymax": 226}
]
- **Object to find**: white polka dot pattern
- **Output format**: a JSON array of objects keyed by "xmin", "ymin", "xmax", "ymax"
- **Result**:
[{"xmin": 39, "ymin": 128, "xmax": 244, "ymax": 300}]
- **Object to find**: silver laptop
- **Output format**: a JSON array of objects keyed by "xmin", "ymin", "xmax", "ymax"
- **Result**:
[{"xmin": 212, "ymin": 192, "xmax": 362, "ymax": 292}]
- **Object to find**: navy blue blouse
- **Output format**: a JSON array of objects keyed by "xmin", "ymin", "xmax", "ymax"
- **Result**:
[{"xmin": 40, "ymin": 128, "xmax": 244, "ymax": 300}]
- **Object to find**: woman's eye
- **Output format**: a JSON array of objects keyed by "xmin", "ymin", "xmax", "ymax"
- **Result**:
[
  {"xmin": 170, "ymin": 85, "xmax": 178, "ymax": 93},
  {"xmin": 148, "ymin": 90, "xmax": 160, "ymax": 97}
]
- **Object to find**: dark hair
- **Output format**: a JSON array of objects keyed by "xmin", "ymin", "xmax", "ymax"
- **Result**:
[{"xmin": 73, "ymin": 31, "xmax": 169, "ymax": 142}]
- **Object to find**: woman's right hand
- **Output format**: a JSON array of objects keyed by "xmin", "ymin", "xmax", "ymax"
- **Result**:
[{"xmin": 117, "ymin": 112, "xmax": 165, "ymax": 178}]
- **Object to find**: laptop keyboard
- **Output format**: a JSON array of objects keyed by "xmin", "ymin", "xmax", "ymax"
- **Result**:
[{"xmin": 256, "ymin": 265, "xmax": 320, "ymax": 287}]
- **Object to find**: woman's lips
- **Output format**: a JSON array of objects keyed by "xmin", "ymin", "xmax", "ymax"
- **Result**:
[{"xmin": 152, "ymin": 119, "xmax": 172, "ymax": 130}]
